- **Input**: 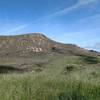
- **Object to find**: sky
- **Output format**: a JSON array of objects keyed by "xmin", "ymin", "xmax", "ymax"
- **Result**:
[{"xmin": 0, "ymin": 0, "xmax": 100, "ymax": 51}]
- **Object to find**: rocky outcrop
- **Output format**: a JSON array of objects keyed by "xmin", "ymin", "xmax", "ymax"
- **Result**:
[{"xmin": 0, "ymin": 33, "xmax": 99, "ymax": 57}]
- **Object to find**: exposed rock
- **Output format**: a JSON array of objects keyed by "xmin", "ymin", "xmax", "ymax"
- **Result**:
[{"xmin": 0, "ymin": 33, "xmax": 99, "ymax": 57}]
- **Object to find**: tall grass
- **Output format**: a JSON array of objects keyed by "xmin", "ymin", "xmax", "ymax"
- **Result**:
[
  {"xmin": 0, "ymin": 72, "xmax": 100, "ymax": 100},
  {"xmin": 0, "ymin": 55, "xmax": 100, "ymax": 100}
]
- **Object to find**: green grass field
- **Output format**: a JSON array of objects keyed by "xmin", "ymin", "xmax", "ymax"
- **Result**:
[{"xmin": 0, "ymin": 54, "xmax": 100, "ymax": 100}]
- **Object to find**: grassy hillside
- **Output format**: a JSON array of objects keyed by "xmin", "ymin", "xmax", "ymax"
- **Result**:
[
  {"xmin": 0, "ymin": 33, "xmax": 100, "ymax": 100},
  {"xmin": 0, "ymin": 54, "xmax": 100, "ymax": 100}
]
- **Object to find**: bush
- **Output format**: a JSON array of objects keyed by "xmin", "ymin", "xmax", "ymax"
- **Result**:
[
  {"xmin": 65, "ymin": 64, "xmax": 75, "ymax": 72},
  {"xmin": 80, "ymin": 56, "xmax": 100, "ymax": 64}
]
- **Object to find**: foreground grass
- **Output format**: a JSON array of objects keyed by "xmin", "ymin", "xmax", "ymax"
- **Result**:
[
  {"xmin": 0, "ymin": 55, "xmax": 100, "ymax": 100},
  {"xmin": 0, "ymin": 73, "xmax": 100, "ymax": 100}
]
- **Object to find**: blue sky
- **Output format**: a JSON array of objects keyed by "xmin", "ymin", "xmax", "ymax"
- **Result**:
[{"xmin": 0, "ymin": 0, "xmax": 100, "ymax": 51}]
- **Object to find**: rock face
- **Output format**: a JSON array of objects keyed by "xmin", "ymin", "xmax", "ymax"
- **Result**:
[
  {"xmin": 0, "ymin": 33, "xmax": 53, "ymax": 57},
  {"xmin": 0, "ymin": 33, "xmax": 99, "ymax": 57}
]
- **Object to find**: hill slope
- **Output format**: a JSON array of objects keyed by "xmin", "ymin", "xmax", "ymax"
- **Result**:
[
  {"xmin": 0, "ymin": 33, "xmax": 99, "ymax": 57},
  {"xmin": 0, "ymin": 33, "xmax": 100, "ymax": 100},
  {"xmin": 0, "ymin": 33, "xmax": 99, "ymax": 73}
]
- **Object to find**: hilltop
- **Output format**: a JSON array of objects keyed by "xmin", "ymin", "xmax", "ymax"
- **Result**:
[{"xmin": 0, "ymin": 33, "xmax": 99, "ymax": 57}]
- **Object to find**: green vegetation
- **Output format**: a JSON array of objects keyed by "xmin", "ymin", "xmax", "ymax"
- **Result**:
[
  {"xmin": 80, "ymin": 56, "xmax": 100, "ymax": 64},
  {"xmin": 0, "ymin": 55, "xmax": 100, "ymax": 100}
]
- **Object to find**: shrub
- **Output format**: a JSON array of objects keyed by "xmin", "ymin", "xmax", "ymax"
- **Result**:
[{"xmin": 80, "ymin": 56, "xmax": 100, "ymax": 64}]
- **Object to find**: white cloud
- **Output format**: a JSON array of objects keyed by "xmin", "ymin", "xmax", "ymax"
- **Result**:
[
  {"xmin": 66, "ymin": 13, "xmax": 100, "ymax": 33},
  {"xmin": 2, "ymin": 24, "xmax": 28, "ymax": 34},
  {"xmin": 85, "ymin": 42, "xmax": 100, "ymax": 51},
  {"xmin": 31, "ymin": 0, "xmax": 97, "ymax": 20},
  {"xmin": 75, "ymin": 13, "xmax": 100, "ymax": 23},
  {"xmin": 50, "ymin": 0, "xmax": 97, "ymax": 16},
  {"xmin": 78, "ymin": 0, "xmax": 96, "ymax": 5},
  {"xmin": 1, "ymin": 0, "xmax": 98, "ymax": 34}
]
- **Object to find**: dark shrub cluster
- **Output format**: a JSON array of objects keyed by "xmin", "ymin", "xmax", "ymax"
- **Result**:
[{"xmin": 80, "ymin": 56, "xmax": 100, "ymax": 64}]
